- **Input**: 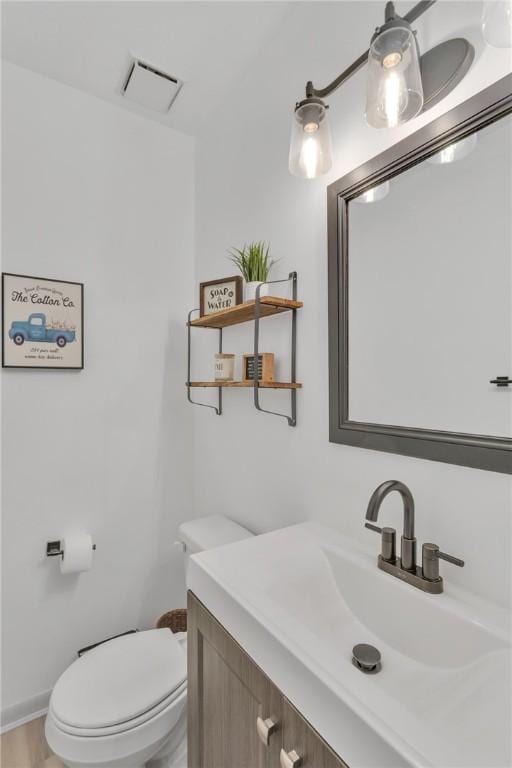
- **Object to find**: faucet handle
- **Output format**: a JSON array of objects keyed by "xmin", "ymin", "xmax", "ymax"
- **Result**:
[
  {"xmin": 365, "ymin": 522, "xmax": 382, "ymax": 534},
  {"xmin": 365, "ymin": 523, "xmax": 396, "ymax": 562},
  {"xmin": 422, "ymin": 543, "xmax": 464, "ymax": 581},
  {"xmin": 437, "ymin": 550, "xmax": 464, "ymax": 568}
]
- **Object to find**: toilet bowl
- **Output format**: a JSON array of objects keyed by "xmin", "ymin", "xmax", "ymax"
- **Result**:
[
  {"xmin": 46, "ymin": 628, "xmax": 187, "ymax": 768},
  {"xmin": 45, "ymin": 515, "xmax": 253, "ymax": 768}
]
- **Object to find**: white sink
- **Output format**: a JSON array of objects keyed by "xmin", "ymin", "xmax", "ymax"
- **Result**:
[
  {"xmin": 188, "ymin": 522, "xmax": 511, "ymax": 768},
  {"xmin": 324, "ymin": 546, "xmax": 506, "ymax": 668}
]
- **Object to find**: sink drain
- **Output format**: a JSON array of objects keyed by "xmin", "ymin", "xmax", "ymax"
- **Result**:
[{"xmin": 352, "ymin": 643, "xmax": 381, "ymax": 674}]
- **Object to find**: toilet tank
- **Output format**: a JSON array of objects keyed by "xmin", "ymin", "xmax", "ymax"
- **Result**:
[{"xmin": 177, "ymin": 514, "xmax": 254, "ymax": 555}]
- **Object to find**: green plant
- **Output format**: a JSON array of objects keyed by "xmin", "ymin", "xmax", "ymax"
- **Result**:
[{"xmin": 228, "ymin": 241, "xmax": 277, "ymax": 283}]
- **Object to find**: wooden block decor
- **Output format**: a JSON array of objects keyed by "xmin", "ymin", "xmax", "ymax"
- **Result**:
[{"xmin": 242, "ymin": 353, "xmax": 274, "ymax": 382}]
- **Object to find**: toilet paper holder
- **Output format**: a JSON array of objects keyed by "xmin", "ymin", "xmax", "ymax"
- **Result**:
[{"xmin": 46, "ymin": 540, "xmax": 96, "ymax": 558}]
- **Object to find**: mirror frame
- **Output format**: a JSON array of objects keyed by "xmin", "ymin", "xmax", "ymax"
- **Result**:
[{"xmin": 327, "ymin": 74, "xmax": 512, "ymax": 474}]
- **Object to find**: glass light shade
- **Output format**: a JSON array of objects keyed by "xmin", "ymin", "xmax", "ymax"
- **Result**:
[
  {"xmin": 353, "ymin": 180, "xmax": 390, "ymax": 203},
  {"xmin": 427, "ymin": 134, "xmax": 477, "ymax": 165},
  {"xmin": 289, "ymin": 100, "xmax": 333, "ymax": 179},
  {"xmin": 482, "ymin": 1, "xmax": 512, "ymax": 47},
  {"xmin": 366, "ymin": 26, "xmax": 424, "ymax": 129}
]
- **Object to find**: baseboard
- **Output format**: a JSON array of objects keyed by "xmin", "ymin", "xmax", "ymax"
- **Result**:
[{"xmin": 1, "ymin": 690, "xmax": 51, "ymax": 733}]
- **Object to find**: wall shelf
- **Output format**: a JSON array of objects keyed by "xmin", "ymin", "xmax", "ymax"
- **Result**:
[
  {"xmin": 186, "ymin": 272, "xmax": 301, "ymax": 426},
  {"xmin": 189, "ymin": 381, "xmax": 302, "ymax": 389},
  {"xmin": 188, "ymin": 296, "xmax": 303, "ymax": 329}
]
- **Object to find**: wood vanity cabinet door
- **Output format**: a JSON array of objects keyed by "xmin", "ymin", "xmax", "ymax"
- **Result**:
[
  {"xmin": 282, "ymin": 698, "xmax": 349, "ymax": 768},
  {"xmin": 188, "ymin": 592, "xmax": 282, "ymax": 768}
]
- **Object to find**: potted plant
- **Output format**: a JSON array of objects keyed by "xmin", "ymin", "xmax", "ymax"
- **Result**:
[{"xmin": 228, "ymin": 241, "xmax": 277, "ymax": 301}]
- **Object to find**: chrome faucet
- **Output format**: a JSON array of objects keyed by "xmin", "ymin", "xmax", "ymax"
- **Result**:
[
  {"xmin": 366, "ymin": 480, "xmax": 416, "ymax": 571},
  {"xmin": 365, "ymin": 481, "xmax": 464, "ymax": 594}
]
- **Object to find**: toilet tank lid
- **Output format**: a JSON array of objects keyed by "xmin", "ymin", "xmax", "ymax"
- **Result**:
[{"xmin": 178, "ymin": 514, "xmax": 253, "ymax": 553}]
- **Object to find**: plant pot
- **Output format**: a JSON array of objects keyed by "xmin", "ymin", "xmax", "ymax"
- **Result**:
[{"xmin": 245, "ymin": 281, "xmax": 271, "ymax": 301}]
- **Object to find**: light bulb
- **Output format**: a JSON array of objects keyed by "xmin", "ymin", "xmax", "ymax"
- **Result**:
[
  {"xmin": 383, "ymin": 51, "xmax": 402, "ymax": 69},
  {"xmin": 379, "ymin": 69, "xmax": 409, "ymax": 128},
  {"xmin": 427, "ymin": 133, "xmax": 477, "ymax": 165},
  {"xmin": 289, "ymin": 98, "xmax": 333, "ymax": 179},
  {"xmin": 482, "ymin": 1, "xmax": 512, "ymax": 47},
  {"xmin": 353, "ymin": 180, "xmax": 390, "ymax": 203},
  {"xmin": 301, "ymin": 137, "xmax": 321, "ymax": 179}
]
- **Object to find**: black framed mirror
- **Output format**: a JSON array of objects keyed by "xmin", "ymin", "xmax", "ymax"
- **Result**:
[{"xmin": 328, "ymin": 74, "xmax": 512, "ymax": 474}]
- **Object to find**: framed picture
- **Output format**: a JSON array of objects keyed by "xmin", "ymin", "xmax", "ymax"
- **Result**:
[
  {"xmin": 2, "ymin": 273, "xmax": 84, "ymax": 369},
  {"xmin": 199, "ymin": 275, "xmax": 243, "ymax": 317}
]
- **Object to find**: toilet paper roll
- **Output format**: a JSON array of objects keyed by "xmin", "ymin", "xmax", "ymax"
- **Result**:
[{"xmin": 60, "ymin": 533, "xmax": 94, "ymax": 574}]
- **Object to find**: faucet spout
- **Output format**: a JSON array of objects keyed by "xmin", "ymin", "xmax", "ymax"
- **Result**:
[
  {"xmin": 366, "ymin": 481, "xmax": 416, "ymax": 570},
  {"xmin": 366, "ymin": 480, "xmax": 415, "ymax": 536}
]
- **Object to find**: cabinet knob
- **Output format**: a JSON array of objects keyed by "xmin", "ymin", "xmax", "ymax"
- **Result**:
[
  {"xmin": 256, "ymin": 716, "xmax": 277, "ymax": 745},
  {"xmin": 280, "ymin": 748, "xmax": 302, "ymax": 768}
]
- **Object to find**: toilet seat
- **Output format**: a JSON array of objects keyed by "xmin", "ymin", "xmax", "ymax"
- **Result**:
[
  {"xmin": 46, "ymin": 684, "xmax": 187, "ymax": 768},
  {"xmin": 50, "ymin": 629, "xmax": 186, "ymax": 734},
  {"xmin": 50, "ymin": 679, "xmax": 187, "ymax": 737}
]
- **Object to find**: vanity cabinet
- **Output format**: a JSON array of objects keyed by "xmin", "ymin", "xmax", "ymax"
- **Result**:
[
  {"xmin": 188, "ymin": 592, "xmax": 348, "ymax": 768},
  {"xmin": 281, "ymin": 699, "xmax": 346, "ymax": 768}
]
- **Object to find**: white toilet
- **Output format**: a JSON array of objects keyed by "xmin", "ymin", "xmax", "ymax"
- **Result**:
[{"xmin": 45, "ymin": 515, "xmax": 254, "ymax": 768}]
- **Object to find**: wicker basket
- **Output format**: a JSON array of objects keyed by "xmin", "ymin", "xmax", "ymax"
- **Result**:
[{"xmin": 156, "ymin": 609, "xmax": 187, "ymax": 634}]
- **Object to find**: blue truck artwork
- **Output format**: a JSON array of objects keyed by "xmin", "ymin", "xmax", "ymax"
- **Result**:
[{"xmin": 8, "ymin": 313, "xmax": 76, "ymax": 348}]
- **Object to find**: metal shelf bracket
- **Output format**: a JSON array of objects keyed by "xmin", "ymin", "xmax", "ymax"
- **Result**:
[
  {"xmin": 253, "ymin": 272, "xmax": 298, "ymax": 427},
  {"xmin": 187, "ymin": 308, "xmax": 222, "ymax": 415}
]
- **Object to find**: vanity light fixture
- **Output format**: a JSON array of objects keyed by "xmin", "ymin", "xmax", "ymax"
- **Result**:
[
  {"xmin": 289, "ymin": 0, "xmax": 474, "ymax": 178},
  {"xmin": 289, "ymin": 97, "xmax": 333, "ymax": 178},
  {"xmin": 482, "ymin": 1, "xmax": 512, "ymax": 48},
  {"xmin": 366, "ymin": 3, "xmax": 424, "ymax": 128}
]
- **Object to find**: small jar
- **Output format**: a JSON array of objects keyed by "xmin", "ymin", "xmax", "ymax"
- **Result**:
[{"xmin": 214, "ymin": 353, "xmax": 235, "ymax": 381}]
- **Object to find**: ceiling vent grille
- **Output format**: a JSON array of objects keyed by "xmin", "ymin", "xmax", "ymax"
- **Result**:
[{"xmin": 122, "ymin": 60, "xmax": 182, "ymax": 113}]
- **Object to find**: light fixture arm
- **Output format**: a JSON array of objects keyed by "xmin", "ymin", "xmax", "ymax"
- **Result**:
[{"xmin": 305, "ymin": 0, "xmax": 436, "ymax": 99}]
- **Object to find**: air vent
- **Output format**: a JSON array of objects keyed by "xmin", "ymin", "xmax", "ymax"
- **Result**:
[{"xmin": 122, "ymin": 60, "xmax": 182, "ymax": 113}]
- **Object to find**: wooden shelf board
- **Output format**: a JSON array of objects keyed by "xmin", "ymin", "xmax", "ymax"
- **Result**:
[
  {"xmin": 188, "ymin": 381, "xmax": 302, "ymax": 389},
  {"xmin": 188, "ymin": 296, "xmax": 303, "ymax": 329}
]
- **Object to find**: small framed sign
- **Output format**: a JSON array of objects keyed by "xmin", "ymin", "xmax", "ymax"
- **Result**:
[
  {"xmin": 199, "ymin": 275, "xmax": 243, "ymax": 317},
  {"xmin": 2, "ymin": 272, "xmax": 84, "ymax": 369},
  {"xmin": 243, "ymin": 353, "xmax": 274, "ymax": 382}
]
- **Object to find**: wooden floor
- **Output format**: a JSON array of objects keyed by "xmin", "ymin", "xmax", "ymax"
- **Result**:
[{"xmin": 0, "ymin": 717, "xmax": 64, "ymax": 768}]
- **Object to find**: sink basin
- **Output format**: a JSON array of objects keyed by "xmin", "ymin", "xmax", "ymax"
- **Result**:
[
  {"xmin": 188, "ymin": 522, "xmax": 511, "ymax": 768},
  {"xmin": 323, "ymin": 546, "xmax": 506, "ymax": 669}
]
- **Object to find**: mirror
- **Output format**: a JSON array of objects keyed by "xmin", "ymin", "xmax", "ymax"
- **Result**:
[
  {"xmin": 328, "ymin": 75, "xmax": 512, "ymax": 473},
  {"xmin": 349, "ymin": 115, "xmax": 510, "ymax": 437}
]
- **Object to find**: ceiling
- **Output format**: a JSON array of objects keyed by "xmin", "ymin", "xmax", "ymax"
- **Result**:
[{"xmin": 1, "ymin": 1, "xmax": 292, "ymax": 136}]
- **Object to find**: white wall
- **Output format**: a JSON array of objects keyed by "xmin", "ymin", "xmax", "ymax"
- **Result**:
[
  {"xmin": 1, "ymin": 62, "xmax": 195, "ymax": 724},
  {"xmin": 193, "ymin": 2, "xmax": 512, "ymax": 608}
]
